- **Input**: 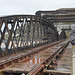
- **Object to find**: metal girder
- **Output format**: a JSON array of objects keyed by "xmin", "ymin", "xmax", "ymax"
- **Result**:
[{"xmin": 0, "ymin": 15, "xmax": 58, "ymax": 56}]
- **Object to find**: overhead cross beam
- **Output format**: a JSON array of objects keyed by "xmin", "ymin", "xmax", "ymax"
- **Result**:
[{"xmin": 35, "ymin": 8, "xmax": 75, "ymax": 23}]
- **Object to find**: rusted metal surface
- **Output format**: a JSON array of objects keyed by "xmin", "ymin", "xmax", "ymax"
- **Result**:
[
  {"xmin": 0, "ymin": 40, "xmax": 62, "ymax": 70},
  {"xmin": 2, "ymin": 40, "xmax": 69, "ymax": 75},
  {"xmin": 43, "ymin": 43, "xmax": 72, "ymax": 75},
  {"xmin": 0, "ymin": 15, "xmax": 58, "ymax": 57}
]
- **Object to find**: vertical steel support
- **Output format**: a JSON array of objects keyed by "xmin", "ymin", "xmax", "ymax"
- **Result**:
[
  {"xmin": 39, "ymin": 19, "xmax": 42, "ymax": 43},
  {"xmin": 37, "ymin": 22, "xmax": 40, "ymax": 43},
  {"xmin": 27, "ymin": 19, "xmax": 31, "ymax": 46},
  {"xmin": 32, "ymin": 17, "xmax": 35, "ymax": 46}
]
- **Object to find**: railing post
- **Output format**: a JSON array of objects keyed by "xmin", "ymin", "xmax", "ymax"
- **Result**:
[{"xmin": 71, "ymin": 45, "xmax": 75, "ymax": 75}]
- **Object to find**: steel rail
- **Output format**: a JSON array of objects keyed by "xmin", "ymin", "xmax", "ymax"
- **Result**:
[
  {"xmin": 2, "ymin": 40, "xmax": 67, "ymax": 75},
  {"xmin": 27, "ymin": 40, "xmax": 69, "ymax": 75},
  {"xmin": 43, "ymin": 42, "xmax": 71, "ymax": 75},
  {"xmin": 0, "ymin": 40, "xmax": 63, "ymax": 70}
]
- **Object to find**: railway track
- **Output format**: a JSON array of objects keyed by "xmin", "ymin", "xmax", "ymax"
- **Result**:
[
  {"xmin": 0, "ymin": 40, "xmax": 62, "ymax": 69},
  {"xmin": 43, "ymin": 43, "xmax": 72, "ymax": 75},
  {"xmin": 0, "ymin": 40, "xmax": 69, "ymax": 75},
  {"xmin": 28, "ymin": 40, "xmax": 70, "ymax": 75}
]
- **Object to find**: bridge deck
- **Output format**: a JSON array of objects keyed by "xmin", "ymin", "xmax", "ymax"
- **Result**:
[
  {"xmin": 56, "ymin": 43, "xmax": 72, "ymax": 71},
  {"xmin": 0, "ymin": 43, "xmax": 54, "ymax": 65},
  {"xmin": 0, "ymin": 41, "xmax": 63, "ymax": 71},
  {"xmin": 2, "ymin": 40, "xmax": 70, "ymax": 75},
  {"xmin": 43, "ymin": 43, "xmax": 72, "ymax": 75}
]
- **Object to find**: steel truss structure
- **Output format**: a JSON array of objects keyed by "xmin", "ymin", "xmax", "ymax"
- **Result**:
[{"xmin": 0, "ymin": 15, "xmax": 58, "ymax": 56}]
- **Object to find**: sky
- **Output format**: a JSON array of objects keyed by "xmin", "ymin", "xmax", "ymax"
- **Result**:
[{"xmin": 0, "ymin": 0, "xmax": 75, "ymax": 16}]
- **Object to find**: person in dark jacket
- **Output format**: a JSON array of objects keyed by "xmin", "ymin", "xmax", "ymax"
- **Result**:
[{"xmin": 70, "ymin": 27, "xmax": 75, "ymax": 45}]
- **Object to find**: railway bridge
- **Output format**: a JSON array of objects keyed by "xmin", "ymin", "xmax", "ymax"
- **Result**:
[{"xmin": 0, "ymin": 8, "xmax": 74, "ymax": 75}]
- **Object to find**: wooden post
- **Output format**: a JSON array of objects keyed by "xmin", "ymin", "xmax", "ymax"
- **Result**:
[{"xmin": 72, "ymin": 46, "xmax": 75, "ymax": 75}]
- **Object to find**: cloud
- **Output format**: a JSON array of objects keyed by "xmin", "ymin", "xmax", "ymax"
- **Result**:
[{"xmin": 0, "ymin": 0, "xmax": 75, "ymax": 16}]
